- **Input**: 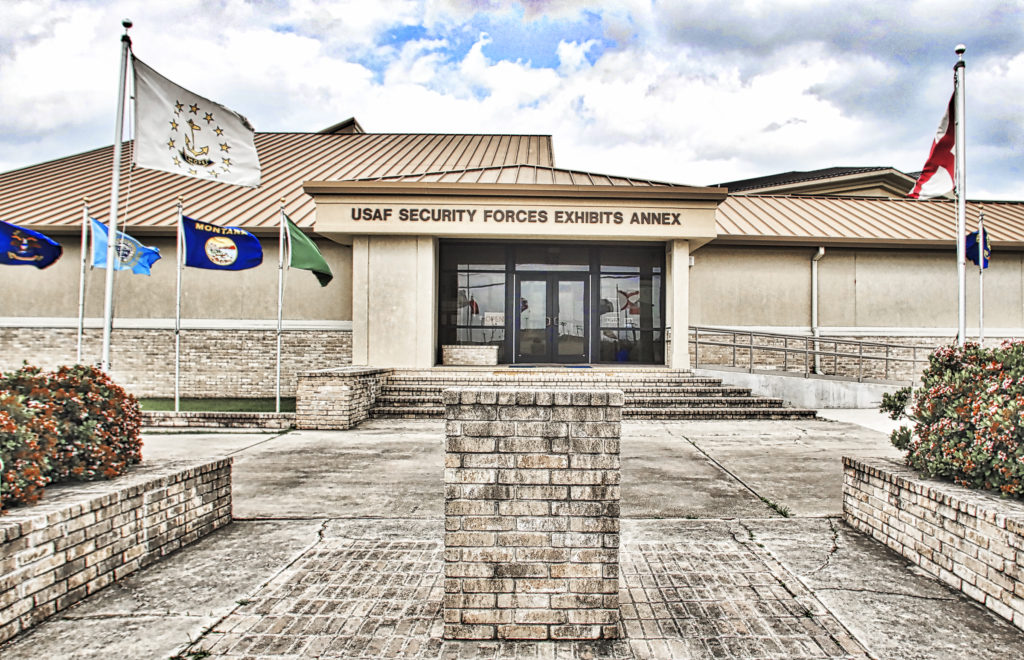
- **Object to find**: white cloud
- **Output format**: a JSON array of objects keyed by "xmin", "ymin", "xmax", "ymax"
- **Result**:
[{"xmin": 0, "ymin": 0, "xmax": 1021, "ymax": 199}]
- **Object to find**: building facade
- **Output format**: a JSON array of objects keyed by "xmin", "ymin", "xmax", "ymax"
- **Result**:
[{"xmin": 2, "ymin": 121, "xmax": 1022, "ymax": 397}]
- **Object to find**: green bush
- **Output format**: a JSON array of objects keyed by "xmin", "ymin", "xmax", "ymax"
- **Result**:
[
  {"xmin": 0, "ymin": 365, "xmax": 143, "ymax": 511},
  {"xmin": 882, "ymin": 341, "xmax": 1024, "ymax": 497}
]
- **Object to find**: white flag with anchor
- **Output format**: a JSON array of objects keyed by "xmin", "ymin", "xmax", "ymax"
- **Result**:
[{"xmin": 132, "ymin": 56, "xmax": 260, "ymax": 187}]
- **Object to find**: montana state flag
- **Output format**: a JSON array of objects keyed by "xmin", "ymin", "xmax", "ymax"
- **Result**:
[
  {"xmin": 181, "ymin": 216, "xmax": 262, "ymax": 270},
  {"xmin": 0, "ymin": 220, "xmax": 62, "ymax": 269}
]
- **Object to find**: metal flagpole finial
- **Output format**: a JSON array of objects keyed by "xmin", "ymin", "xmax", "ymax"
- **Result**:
[
  {"xmin": 122, "ymin": 18, "xmax": 132, "ymax": 30},
  {"xmin": 955, "ymin": 44, "xmax": 966, "ymax": 58}
]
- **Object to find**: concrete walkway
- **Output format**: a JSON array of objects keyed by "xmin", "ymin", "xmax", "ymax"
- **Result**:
[{"xmin": 2, "ymin": 416, "xmax": 1022, "ymax": 659}]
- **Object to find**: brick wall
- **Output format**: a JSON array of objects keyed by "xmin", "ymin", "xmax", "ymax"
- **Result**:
[
  {"xmin": 0, "ymin": 327, "xmax": 352, "ymax": 398},
  {"xmin": 443, "ymin": 387, "xmax": 622, "ymax": 641},
  {"xmin": 0, "ymin": 459, "xmax": 232, "ymax": 644},
  {"xmin": 843, "ymin": 457, "xmax": 1024, "ymax": 631},
  {"xmin": 295, "ymin": 367, "xmax": 392, "ymax": 430}
]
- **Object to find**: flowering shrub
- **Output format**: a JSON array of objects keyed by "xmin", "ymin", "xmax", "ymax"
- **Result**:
[
  {"xmin": 0, "ymin": 365, "xmax": 142, "ymax": 511},
  {"xmin": 882, "ymin": 341, "xmax": 1024, "ymax": 497},
  {"xmin": 0, "ymin": 394, "xmax": 56, "ymax": 508}
]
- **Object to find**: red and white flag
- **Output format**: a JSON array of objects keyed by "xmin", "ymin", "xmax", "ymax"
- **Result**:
[{"xmin": 908, "ymin": 93, "xmax": 956, "ymax": 199}]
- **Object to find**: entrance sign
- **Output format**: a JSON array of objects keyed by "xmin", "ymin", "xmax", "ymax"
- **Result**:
[
  {"xmin": 305, "ymin": 181, "xmax": 725, "ymax": 246},
  {"xmin": 350, "ymin": 206, "xmax": 685, "ymax": 225},
  {"xmin": 319, "ymin": 203, "xmax": 709, "ymax": 241},
  {"xmin": 304, "ymin": 180, "xmax": 726, "ymax": 369}
]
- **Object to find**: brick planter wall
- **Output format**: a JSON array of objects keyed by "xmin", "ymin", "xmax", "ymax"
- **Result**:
[
  {"xmin": 142, "ymin": 411, "xmax": 294, "ymax": 430},
  {"xmin": 0, "ymin": 459, "xmax": 232, "ymax": 644},
  {"xmin": 442, "ymin": 345, "xmax": 499, "ymax": 366},
  {"xmin": 295, "ymin": 367, "xmax": 392, "ymax": 430},
  {"xmin": 843, "ymin": 457, "xmax": 1024, "ymax": 631},
  {"xmin": 443, "ymin": 387, "xmax": 622, "ymax": 641}
]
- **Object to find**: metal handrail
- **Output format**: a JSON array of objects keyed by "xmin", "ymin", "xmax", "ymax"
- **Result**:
[{"xmin": 688, "ymin": 326, "xmax": 928, "ymax": 384}]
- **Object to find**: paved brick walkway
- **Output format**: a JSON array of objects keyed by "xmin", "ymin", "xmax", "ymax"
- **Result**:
[{"xmin": 190, "ymin": 524, "xmax": 866, "ymax": 659}]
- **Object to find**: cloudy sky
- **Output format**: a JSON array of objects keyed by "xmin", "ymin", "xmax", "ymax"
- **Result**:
[{"xmin": 1, "ymin": 0, "xmax": 1022, "ymax": 199}]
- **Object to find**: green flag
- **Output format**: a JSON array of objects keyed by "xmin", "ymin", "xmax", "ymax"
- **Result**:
[{"xmin": 285, "ymin": 215, "xmax": 333, "ymax": 286}]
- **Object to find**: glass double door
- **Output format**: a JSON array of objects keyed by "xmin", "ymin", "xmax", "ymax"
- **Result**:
[{"xmin": 515, "ymin": 274, "xmax": 588, "ymax": 363}]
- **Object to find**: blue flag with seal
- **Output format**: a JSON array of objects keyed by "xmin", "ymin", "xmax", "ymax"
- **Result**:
[
  {"xmin": 0, "ymin": 219, "xmax": 62, "ymax": 269},
  {"xmin": 91, "ymin": 218, "xmax": 162, "ymax": 275},
  {"xmin": 966, "ymin": 231, "xmax": 991, "ymax": 269},
  {"xmin": 181, "ymin": 216, "xmax": 262, "ymax": 270}
]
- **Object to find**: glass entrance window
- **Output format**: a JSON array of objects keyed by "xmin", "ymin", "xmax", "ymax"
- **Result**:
[
  {"xmin": 516, "ymin": 274, "xmax": 587, "ymax": 363},
  {"xmin": 517, "ymin": 279, "xmax": 548, "ymax": 361},
  {"xmin": 438, "ymin": 244, "xmax": 507, "ymax": 362},
  {"xmin": 438, "ymin": 241, "xmax": 664, "ymax": 365},
  {"xmin": 557, "ymin": 279, "xmax": 586, "ymax": 359},
  {"xmin": 598, "ymin": 248, "xmax": 663, "ymax": 363}
]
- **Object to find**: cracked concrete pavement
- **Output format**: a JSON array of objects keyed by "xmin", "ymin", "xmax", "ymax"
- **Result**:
[{"xmin": 2, "ymin": 414, "xmax": 1022, "ymax": 658}]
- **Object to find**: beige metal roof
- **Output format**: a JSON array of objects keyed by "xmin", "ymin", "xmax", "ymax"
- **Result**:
[
  {"xmin": 717, "ymin": 195, "xmax": 1024, "ymax": 247},
  {"xmin": 352, "ymin": 164, "xmax": 685, "ymax": 187},
  {"xmin": 0, "ymin": 132, "xmax": 554, "ymax": 234}
]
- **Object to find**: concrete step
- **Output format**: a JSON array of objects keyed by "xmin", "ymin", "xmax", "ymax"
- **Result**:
[
  {"xmin": 369, "ymin": 405, "xmax": 817, "ymax": 420},
  {"xmin": 626, "ymin": 407, "xmax": 818, "ymax": 420},
  {"xmin": 369, "ymin": 369, "xmax": 815, "ymax": 421},
  {"xmin": 374, "ymin": 393, "xmax": 784, "ymax": 408},
  {"xmin": 371, "ymin": 406, "xmax": 444, "ymax": 418},
  {"xmin": 380, "ymin": 379, "xmax": 730, "ymax": 390},
  {"xmin": 625, "ymin": 396, "xmax": 787, "ymax": 408}
]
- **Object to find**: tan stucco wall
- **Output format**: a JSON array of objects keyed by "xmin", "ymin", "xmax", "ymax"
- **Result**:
[
  {"xmin": 1, "ymin": 236, "xmax": 352, "ymax": 322},
  {"xmin": 352, "ymin": 235, "xmax": 437, "ymax": 367},
  {"xmin": 689, "ymin": 246, "xmax": 812, "ymax": 327},
  {"xmin": 690, "ymin": 244, "xmax": 1024, "ymax": 330},
  {"xmin": 667, "ymin": 240, "xmax": 690, "ymax": 368}
]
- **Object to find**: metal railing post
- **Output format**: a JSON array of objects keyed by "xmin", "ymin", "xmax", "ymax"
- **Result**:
[
  {"xmin": 694, "ymin": 328, "xmax": 700, "ymax": 368},
  {"xmin": 748, "ymin": 332, "xmax": 754, "ymax": 373},
  {"xmin": 858, "ymin": 343, "xmax": 864, "ymax": 381}
]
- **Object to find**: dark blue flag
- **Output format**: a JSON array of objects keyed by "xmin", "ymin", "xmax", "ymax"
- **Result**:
[
  {"xmin": 181, "ymin": 216, "xmax": 262, "ymax": 270},
  {"xmin": 966, "ymin": 231, "xmax": 990, "ymax": 269},
  {"xmin": 0, "ymin": 219, "xmax": 62, "ymax": 269}
]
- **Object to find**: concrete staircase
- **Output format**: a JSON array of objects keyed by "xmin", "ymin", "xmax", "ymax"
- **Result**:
[{"xmin": 369, "ymin": 368, "xmax": 817, "ymax": 420}]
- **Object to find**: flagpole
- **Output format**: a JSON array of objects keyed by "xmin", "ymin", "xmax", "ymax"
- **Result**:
[
  {"xmin": 954, "ymin": 44, "xmax": 967, "ymax": 346},
  {"xmin": 100, "ymin": 19, "xmax": 132, "ymax": 372},
  {"xmin": 978, "ymin": 206, "xmax": 985, "ymax": 344},
  {"xmin": 276, "ymin": 199, "xmax": 286, "ymax": 414},
  {"xmin": 175, "ymin": 197, "xmax": 183, "ymax": 413},
  {"xmin": 77, "ymin": 197, "xmax": 90, "ymax": 364}
]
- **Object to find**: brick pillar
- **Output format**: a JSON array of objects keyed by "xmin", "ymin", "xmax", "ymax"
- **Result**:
[{"xmin": 442, "ymin": 388, "xmax": 622, "ymax": 641}]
